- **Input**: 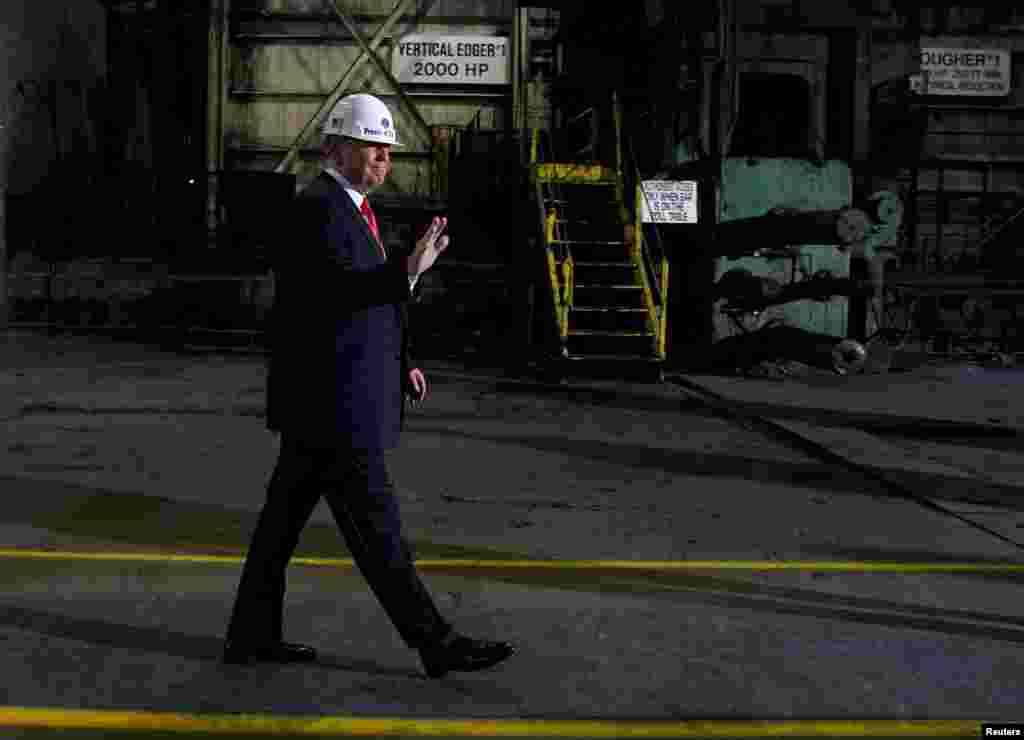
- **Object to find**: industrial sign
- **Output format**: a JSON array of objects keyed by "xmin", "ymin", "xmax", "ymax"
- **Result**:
[
  {"xmin": 640, "ymin": 181, "xmax": 698, "ymax": 224},
  {"xmin": 919, "ymin": 47, "xmax": 1011, "ymax": 96},
  {"xmin": 393, "ymin": 35, "xmax": 509, "ymax": 85}
]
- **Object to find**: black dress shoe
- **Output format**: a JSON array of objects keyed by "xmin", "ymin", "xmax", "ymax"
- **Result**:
[
  {"xmin": 419, "ymin": 634, "xmax": 516, "ymax": 679},
  {"xmin": 222, "ymin": 640, "xmax": 318, "ymax": 665}
]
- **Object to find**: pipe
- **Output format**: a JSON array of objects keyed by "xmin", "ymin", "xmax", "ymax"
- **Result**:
[
  {"xmin": 219, "ymin": 0, "xmax": 229, "ymax": 170},
  {"xmin": 511, "ymin": 5, "xmax": 520, "ymax": 136},
  {"xmin": 206, "ymin": 0, "xmax": 225, "ymax": 241},
  {"xmin": 712, "ymin": 208, "xmax": 873, "ymax": 257}
]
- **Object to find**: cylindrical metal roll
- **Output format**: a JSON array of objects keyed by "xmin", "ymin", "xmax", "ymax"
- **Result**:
[
  {"xmin": 714, "ymin": 208, "xmax": 873, "ymax": 256},
  {"xmin": 835, "ymin": 208, "xmax": 871, "ymax": 244},
  {"xmin": 831, "ymin": 338, "xmax": 867, "ymax": 375},
  {"xmin": 856, "ymin": 191, "xmax": 904, "ymax": 226}
]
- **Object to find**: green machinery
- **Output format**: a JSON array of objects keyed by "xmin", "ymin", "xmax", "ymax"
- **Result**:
[{"xmin": 709, "ymin": 159, "xmax": 903, "ymax": 371}]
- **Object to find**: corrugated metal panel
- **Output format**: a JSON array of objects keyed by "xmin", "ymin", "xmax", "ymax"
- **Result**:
[
  {"xmin": 236, "ymin": 0, "xmax": 515, "ymax": 19},
  {"xmin": 398, "ymin": 21, "xmax": 508, "ymax": 34},
  {"xmin": 222, "ymin": 0, "xmax": 514, "ymax": 197}
]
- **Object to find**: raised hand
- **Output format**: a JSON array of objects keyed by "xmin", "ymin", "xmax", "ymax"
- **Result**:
[{"xmin": 407, "ymin": 216, "xmax": 449, "ymax": 277}]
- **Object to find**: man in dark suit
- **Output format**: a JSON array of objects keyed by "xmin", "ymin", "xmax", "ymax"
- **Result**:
[{"xmin": 223, "ymin": 93, "xmax": 515, "ymax": 679}]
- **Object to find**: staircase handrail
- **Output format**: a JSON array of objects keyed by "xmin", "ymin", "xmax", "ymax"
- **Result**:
[
  {"xmin": 973, "ymin": 200, "xmax": 1024, "ymax": 258},
  {"xmin": 531, "ymin": 126, "xmax": 569, "ymax": 344},
  {"xmin": 620, "ymin": 113, "xmax": 669, "ymax": 359},
  {"xmin": 623, "ymin": 135, "xmax": 666, "ymax": 308}
]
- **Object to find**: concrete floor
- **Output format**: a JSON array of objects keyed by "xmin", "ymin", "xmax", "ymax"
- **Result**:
[{"xmin": 0, "ymin": 330, "xmax": 1022, "ymax": 736}]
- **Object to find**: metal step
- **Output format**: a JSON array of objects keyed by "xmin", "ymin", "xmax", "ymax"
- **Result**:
[
  {"xmin": 552, "ymin": 211, "xmax": 620, "ymax": 223},
  {"xmin": 536, "ymin": 172, "xmax": 618, "ymax": 186},
  {"xmin": 551, "ymin": 241, "xmax": 631, "ymax": 261},
  {"xmin": 569, "ymin": 330, "xmax": 654, "ymax": 337},
  {"xmin": 543, "ymin": 194, "xmax": 621, "ymax": 204},
  {"xmin": 567, "ymin": 329, "xmax": 657, "ymax": 356},
  {"xmin": 570, "ymin": 306, "xmax": 650, "ymax": 332},
  {"xmin": 572, "ymin": 261, "xmax": 638, "ymax": 286},
  {"xmin": 573, "ymin": 284, "xmax": 646, "ymax": 309},
  {"xmin": 564, "ymin": 353, "xmax": 661, "ymax": 362},
  {"xmin": 537, "ymin": 179, "xmax": 619, "ymax": 187},
  {"xmin": 549, "ymin": 239, "xmax": 628, "ymax": 246},
  {"xmin": 544, "ymin": 208, "xmax": 623, "ymax": 229},
  {"xmin": 554, "ymin": 241, "xmax": 631, "ymax": 262},
  {"xmin": 541, "ymin": 191, "xmax": 621, "ymax": 203},
  {"xmin": 557, "ymin": 352, "xmax": 663, "ymax": 381},
  {"xmin": 572, "ymin": 260, "xmax": 636, "ymax": 270},
  {"xmin": 571, "ymin": 306, "xmax": 648, "ymax": 312}
]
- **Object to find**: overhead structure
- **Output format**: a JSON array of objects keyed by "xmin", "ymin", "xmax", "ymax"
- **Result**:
[
  {"xmin": 270, "ymin": 0, "xmax": 418, "ymax": 176},
  {"xmin": 213, "ymin": 0, "xmax": 515, "ymax": 205}
]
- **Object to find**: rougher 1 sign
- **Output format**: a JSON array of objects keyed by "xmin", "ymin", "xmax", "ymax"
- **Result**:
[
  {"xmin": 919, "ymin": 47, "xmax": 1010, "ymax": 96},
  {"xmin": 640, "ymin": 181, "xmax": 699, "ymax": 224}
]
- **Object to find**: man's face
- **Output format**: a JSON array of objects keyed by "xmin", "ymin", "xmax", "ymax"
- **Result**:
[{"xmin": 338, "ymin": 138, "xmax": 391, "ymax": 191}]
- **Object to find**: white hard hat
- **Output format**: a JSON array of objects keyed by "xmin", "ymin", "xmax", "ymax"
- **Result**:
[{"xmin": 322, "ymin": 93, "xmax": 400, "ymax": 146}]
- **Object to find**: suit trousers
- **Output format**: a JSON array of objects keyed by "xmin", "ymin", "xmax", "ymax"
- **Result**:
[{"xmin": 225, "ymin": 435, "xmax": 452, "ymax": 649}]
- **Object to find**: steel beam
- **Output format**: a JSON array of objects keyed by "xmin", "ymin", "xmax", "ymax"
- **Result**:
[
  {"xmin": 274, "ymin": 0, "xmax": 417, "ymax": 174},
  {"xmin": 206, "ymin": 0, "xmax": 228, "ymax": 173},
  {"xmin": 326, "ymin": 0, "xmax": 432, "ymax": 147},
  {"xmin": 0, "ymin": 205, "xmax": 6, "ymax": 329}
]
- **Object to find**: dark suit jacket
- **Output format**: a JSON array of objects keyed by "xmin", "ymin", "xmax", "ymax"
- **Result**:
[{"xmin": 265, "ymin": 173, "xmax": 418, "ymax": 452}]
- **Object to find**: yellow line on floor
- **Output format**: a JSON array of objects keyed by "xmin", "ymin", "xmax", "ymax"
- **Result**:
[
  {"xmin": 0, "ymin": 548, "xmax": 1022, "ymax": 573},
  {"xmin": 0, "ymin": 707, "xmax": 983, "ymax": 737}
]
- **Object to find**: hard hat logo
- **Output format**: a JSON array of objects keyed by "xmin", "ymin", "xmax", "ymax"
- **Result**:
[{"xmin": 321, "ymin": 93, "xmax": 401, "ymax": 146}]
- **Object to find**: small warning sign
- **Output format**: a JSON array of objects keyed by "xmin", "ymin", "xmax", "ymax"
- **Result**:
[{"xmin": 640, "ymin": 181, "xmax": 698, "ymax": 224}]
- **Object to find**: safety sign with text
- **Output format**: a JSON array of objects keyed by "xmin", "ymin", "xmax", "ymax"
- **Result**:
[
  {"xmin": 919, "ymin": 47, "xmax": 1011, "ymax": 96},
  {"xmin": 393, "ymin": 35, "xmax": 509, "ymax": 85},
  {"xmin": 640, "ymin": 181, "xmax": 698, "ymax": 224}
]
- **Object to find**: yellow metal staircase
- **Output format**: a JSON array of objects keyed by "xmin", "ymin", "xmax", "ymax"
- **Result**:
[{"xmin": 529, "ymin": 101, "xmax": 668, "ymax": 374}]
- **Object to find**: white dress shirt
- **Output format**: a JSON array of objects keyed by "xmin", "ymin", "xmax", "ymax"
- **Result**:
[{"xmin": 323, "ymin": 167, "xmax": 417, "ymax": 292}]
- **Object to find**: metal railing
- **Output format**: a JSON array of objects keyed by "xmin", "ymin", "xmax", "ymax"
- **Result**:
[{"xmin": 529, "ymin": 89, "xmax": 670, "ymax": 359}]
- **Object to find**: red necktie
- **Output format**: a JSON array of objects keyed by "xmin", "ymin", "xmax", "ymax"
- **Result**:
[{"xmin": 360, "ymin": 197, "xmax": 386, "ymax": 258}]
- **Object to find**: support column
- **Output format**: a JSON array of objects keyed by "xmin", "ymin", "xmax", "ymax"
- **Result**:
[
  {"xmin": 0, "ymin": 181, "xmax": 7, "ymax": 331},
  {"xmin": 206, "ymin": 0, "xmax": 228, "ymax": 174},
  {"xmin": 0, "ymin": 86, "xmax": 8, "ymax": 329},
  {"xmin": 206, "ymin": 0, "xmax": 228, "ymax": 244},
  {"xmin": 852, "ymin": 27, "xmax": 872, "ymax": 166}
]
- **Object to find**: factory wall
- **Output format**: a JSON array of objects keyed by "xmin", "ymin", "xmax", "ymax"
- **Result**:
[{"xmin": 1, "ymin": 0, "xmax": 106, "ymax": 323}]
